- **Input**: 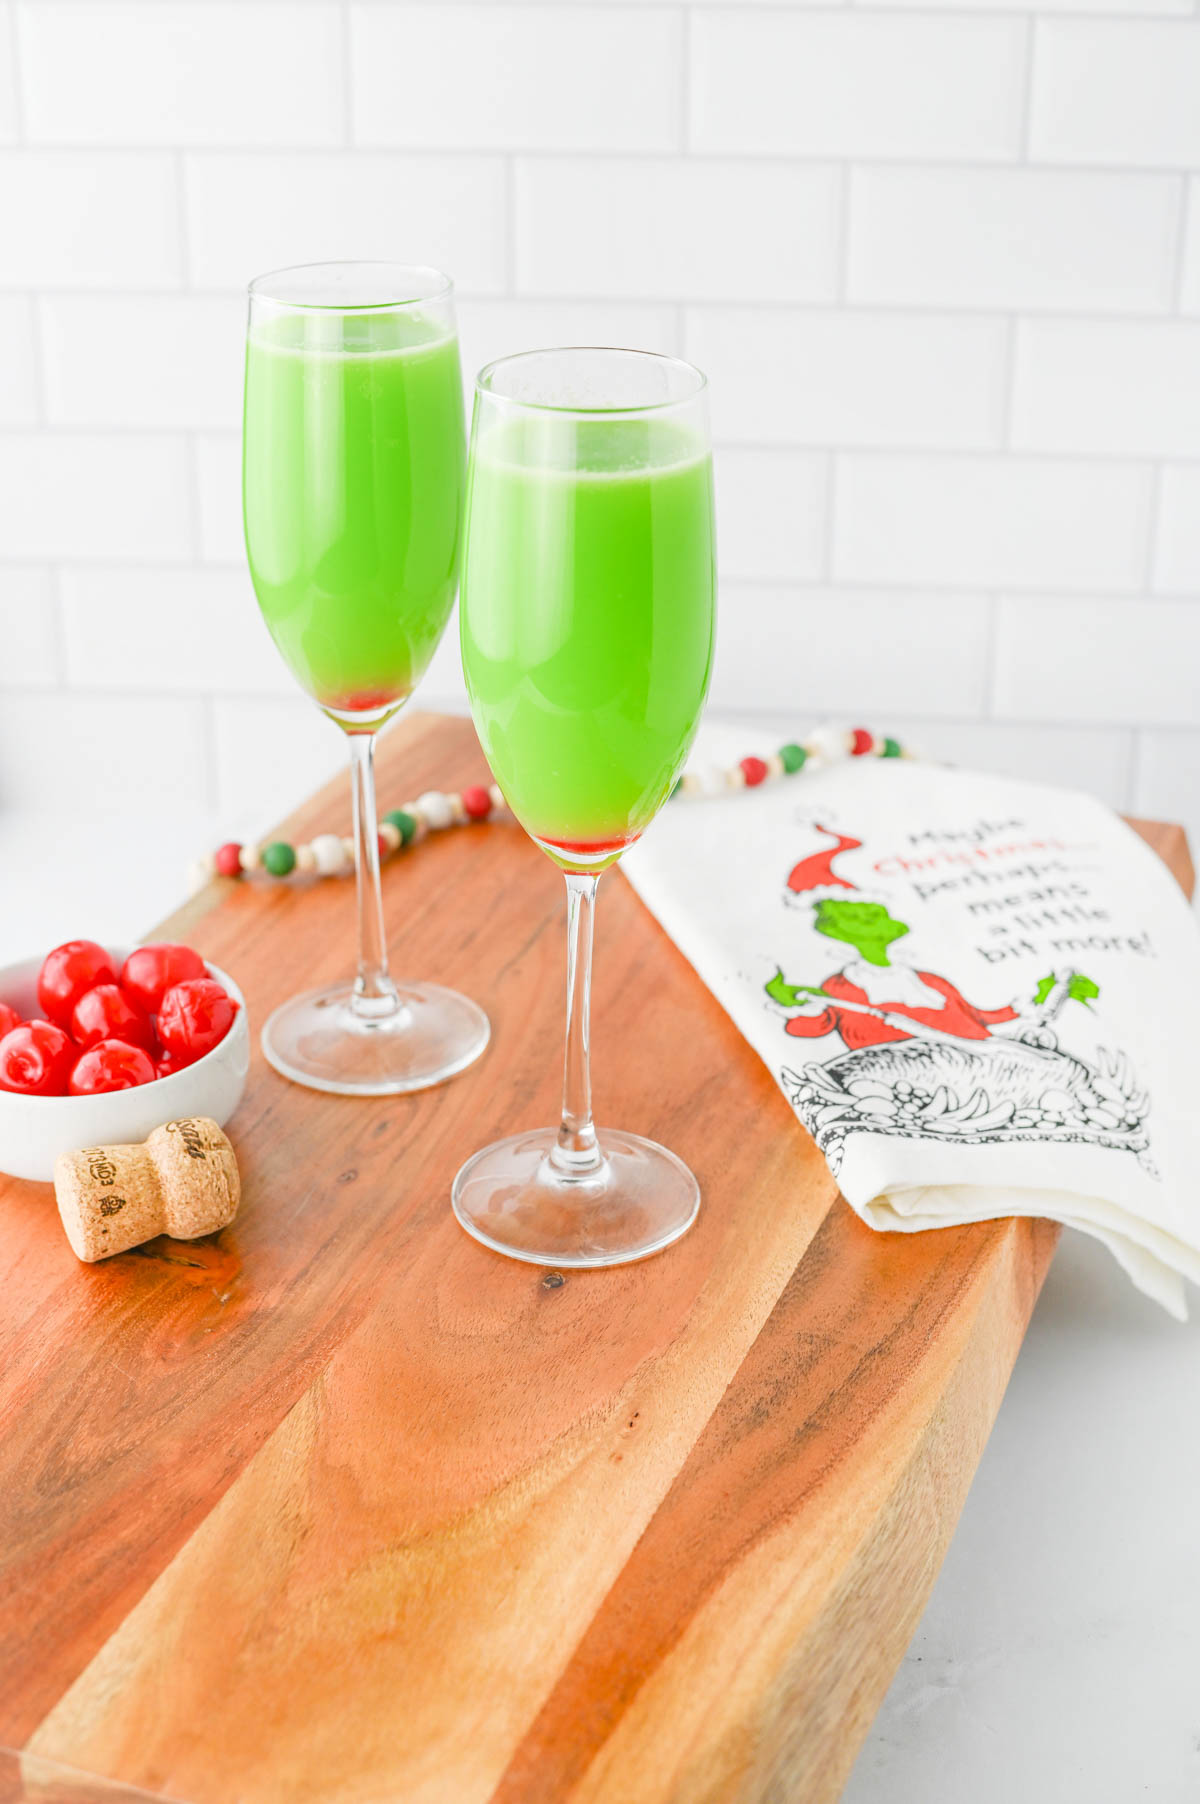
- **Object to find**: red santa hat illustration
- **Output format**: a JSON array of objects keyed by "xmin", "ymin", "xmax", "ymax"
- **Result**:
[{"xmin": 785, "ymin": 825, "xmax": 863, "ymax": 901}]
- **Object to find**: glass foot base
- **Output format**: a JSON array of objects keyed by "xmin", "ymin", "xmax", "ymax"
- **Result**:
[
  {"xmin": 451, "ymin": 1127, "xmax": 700, "ymax": 1268},
  {"xmin": 261, "ymin": 980, "xmax": 490, "ymax": 1096}
]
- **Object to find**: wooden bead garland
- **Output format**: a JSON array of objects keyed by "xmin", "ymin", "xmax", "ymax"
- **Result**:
[{"xmin": 191, "ymin": 725, "xmax": 908, "ymax": 894}]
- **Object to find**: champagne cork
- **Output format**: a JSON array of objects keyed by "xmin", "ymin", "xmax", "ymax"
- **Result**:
[{"xmin": 54, "ymin": 1117, "xmax": 240, "ymax": 1262}]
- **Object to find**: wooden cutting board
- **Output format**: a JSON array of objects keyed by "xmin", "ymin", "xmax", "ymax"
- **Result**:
[{"xmin": 0, "ymin": 713, "xmax": 1191, "ymax": 1804}]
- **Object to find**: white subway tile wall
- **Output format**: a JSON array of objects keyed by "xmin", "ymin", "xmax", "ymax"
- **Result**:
[
  {"xmin": 0, "ymin": 0, "xmax": 1197, "ymax": 856},
  {"xmin": 0, "ymin": 692, "xmax": 210, "ymax": 812},
  {"xmin": 1011, "ymin": 318, "xmax": 1200, "ymax": 458},
  {"xmin": 17, "ymin": 4, "xmax": 346, "ymax": 149},
  {"xmin": 832, "ymin": 454, "xmax": 1152, "ymax": 590},
  {"xmin": 1028, "ymin": 19, "xmax": 1200, "ymax": 167},
  {"xmin": 1155, "ymin": 466, "xmax": 1200, "ymax": 592},
  {"xmin": 690, "ymin": 12, "xmax": 1028, "ymax": 159},
  {"xmin": 183, "ymin": 153, "xmax": 509, "ymax": 292},
  {"xmin": 0, "ymin": 434, "xmax": 194, "ymax": 561},
  {"xmin": 351, "ymin": 6, "xmax": 684, "ymax": 152},
  {"xmin": 685, "ymin": 308, "xmax": 1008, "ymax": 447},
  {"xmin": 0, "ymin": 567, "xmax": 59, "ymax": 687},
  {"xmin": 59, "ymin": 569, "xmax": 294, "ymax": 695},
  {"xmin": 0, "ymin": 151, "xmax": 182, "ymax": 288},
  {"xmin": 515, "ymin": 158, "xmax": 842, "ymax": 300},
  {"xmin": 712, "ymin": 589, "xmax": 993, "ymax": 718},
  {"xmin": 846, "ymin": 167, "xmax": 1179, "ymax": 313},
  {"xmin": 0, "ymin": 10, "xmax": 16, "ymax": 145}
]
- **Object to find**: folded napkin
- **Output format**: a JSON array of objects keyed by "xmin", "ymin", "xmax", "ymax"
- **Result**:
[{"xmin": 623, "ymin": 726, "xmax": 1200, "ymax": 1317}]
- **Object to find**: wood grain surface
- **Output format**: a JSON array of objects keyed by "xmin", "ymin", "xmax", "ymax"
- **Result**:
[{"xmin": 0, "ymin": 715, "xmax": 1190, "ymax": 1804}]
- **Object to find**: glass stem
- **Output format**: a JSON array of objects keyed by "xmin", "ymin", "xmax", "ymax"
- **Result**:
[
  {"xmin": 348, "ymin": 733, "xmax": 399, "ymax": 1018},
  {"xmin": 552, "ymin": 873, "xmax": 602, "ymax": 1175}
]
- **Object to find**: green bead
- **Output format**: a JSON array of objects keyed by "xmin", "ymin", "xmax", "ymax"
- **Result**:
[
  {"xmin": 779, "ymin": 742, "xmax": 807, "ymax": 774},
  {"xmin": 384, "ymin": 809, "xmax": 417, "ymax": 846},
  {"xmin": 262, "ymin": 841, "xmax": 296, "ymax": 877},
  {"xmin": 881, "ymin": 737, "xmax": 902, "ymax": 759},
  {"xmin": 670, "ymin": 777, "xmax": 683, "ymax": 799}
]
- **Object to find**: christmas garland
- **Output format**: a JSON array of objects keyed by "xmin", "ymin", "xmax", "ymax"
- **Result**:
[{"xmin": 190, "ymin": 725, "xmax": 907, "ymax": 893}]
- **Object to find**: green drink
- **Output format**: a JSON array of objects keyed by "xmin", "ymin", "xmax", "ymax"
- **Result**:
[
  {"xmin": 244, "ymin": 308, "xmax": 464, "ymax": 717},
  {"xmin": 241, "ymin": 263, "xmax": 488, "ymax": 1099},
  {"xmin": 461, "ymin": 417, "xmax": 715, "ymax": 867},
  {"xmin": 452, "ymin": 349, "xmax": 715, "ymax": 1273}
]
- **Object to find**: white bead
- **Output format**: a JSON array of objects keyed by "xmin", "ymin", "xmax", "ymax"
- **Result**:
[
  {"xmin": 806, "ymin": 723, "xmax": 850, "ymax": 763},
  {"xmin": 417, "ymin": 789, "xmax": 453, "ymax": 830},
  {"xmin": 311, "ymin": 832, "xmax": 349, "ymax": 877},
  {"xmin": 379, "ymin": 820, "xmax": 401, "ymax": 852},
  {"xmin": 695, "ymin": 763, "xmax": 728, "ymax": 797},
  {"xmin": 448, "ymin": 792, "xmax": 468, "ymax": 825},
  {"xmin": 679, "ymin": 771, "xmax": 702, "ymax": 796},
  {"xmin": 295, "ymin": 843, "xmax": 318, "ymax": 874},
  {"xmin": 488, "ymin": 782, "xmax": 505, "ymax": 810},
  {"xmin": 341, "ymin": 836, "xmax": 357, "ymax": 864},
  {"xmin": 766, "ymin": 752, "xmax": 785, "ymax": 779},
  {"xmin": 186, "ymin": 857, "xmax": 211, "ymax": 896},
  {"xmin": 239, "ymin": 843, "xmax": 261, "ymax": 873}
]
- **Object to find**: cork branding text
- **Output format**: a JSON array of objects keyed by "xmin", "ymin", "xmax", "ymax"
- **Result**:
[{"xmin": 166, "ymin": 1119, "xmax": 209, "ymax": 1161}]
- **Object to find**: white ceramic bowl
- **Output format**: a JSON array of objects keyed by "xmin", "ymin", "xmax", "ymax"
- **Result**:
[{"xmin": 0, "ymin": 946, "xmax": 250, "ymax": 1182}]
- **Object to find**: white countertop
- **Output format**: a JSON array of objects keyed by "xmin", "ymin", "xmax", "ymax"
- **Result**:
[
  {"xmin": 3, "ymin": 812, "xmax": 1197, "ymax": 1803},
  {"xmin": 845, "ymin": 1226, "xmax": 1200, "ymax": 1804}
]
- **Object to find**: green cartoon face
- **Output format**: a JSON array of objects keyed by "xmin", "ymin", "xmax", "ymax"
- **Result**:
[{"xmin": 814, "ymin": 899, "xmax": 909, "ymax": 963}]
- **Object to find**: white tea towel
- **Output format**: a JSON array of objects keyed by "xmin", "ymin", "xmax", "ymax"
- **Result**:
[{"xmin": 623, "ymin": 726, "xmax": 1200, "ymax": 1317}]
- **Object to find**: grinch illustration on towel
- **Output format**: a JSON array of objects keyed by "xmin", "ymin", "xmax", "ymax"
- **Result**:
[{"xmin": 768, "ymin": 825, "xmax": 1151, "ymax": 1170}]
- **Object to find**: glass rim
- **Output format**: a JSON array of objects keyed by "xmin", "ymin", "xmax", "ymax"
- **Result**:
[
  {"xmin": 476, "ymin": 346, "xmax": 707, "ymax": 415},
  {"xmin": 247, "ymin": 260, "xmax": 453, "ymax": 313}
]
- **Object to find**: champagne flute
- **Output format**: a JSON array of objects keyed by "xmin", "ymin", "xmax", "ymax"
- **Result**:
[
  {"xmin": 243, "ymin": 262, "xmax": 489, "ymax": 1094},
  {"xmin": 454, "ymin": 348, "xmax": 716, "ymax": 1265}
]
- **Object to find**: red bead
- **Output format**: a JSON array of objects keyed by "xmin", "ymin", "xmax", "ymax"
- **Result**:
[
  {"xmin": 214, "ymin": 842, "xmax": 243, "ymax": 878},
  {"xmin": 377, "ymin": 832, "xmax": 389, "ymax": 861},
  {"xmin": 850, "ymin": 728, "xmax": 874, "ymax": 757},
  {"xmin": 739, "ymin": 755, "xmax": 768, "ymax": 788},
  {"xmin": 461, "ymin": 784, "xmax": 492, "ymax": 821}
]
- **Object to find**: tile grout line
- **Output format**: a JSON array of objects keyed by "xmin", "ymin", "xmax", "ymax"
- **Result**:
[
  {"xmin": 999, "ymin": 314, "xmax": 1020, "ymax": 448},
  {"xmin": 26, "ymin": 293, "xmax": 50, "ymax": 425},
  {"xmin": 835, "ymin": 163, "xmax": 852, "ymax": 304},
  {"xmin": 714, "ymin": 575, "xmax": 1190, "ymax": 603},
  {"xmin": 982, "ymin": 593, "xmax": 1001, "ymax": 719},
  {"xmin": 1017, "ymin": 14, "xmax": 1037, "ymax": 163},
  {"xmin": 1126, "ymin": 728, "xmax": 1146, "ymax": 815},
  {"xmin": 340, "ymin": 0, "xmax": 354, "ymax": 149},
  {"xmin": 0, "ymin": 676, "xmax": 1193, "ymax": 740},
  {"xmin": 3, "ymin": 556, "xmax": 1197, "ymax": 609},
  {"xmin": 2, "ymin": 423, "xmax": 1193, "ymax": 475},
  {"xmin": 41, "ymin": 1, "xmax": 1200, "ymax": 17},
  {"xmin": 45, "ymin": 564, "xmax": 70, "ymax": 690},
  {"xmin": 3, "ymin": 144, "xmax": 1200, "ymax": 180},
  {"xmin": 203, "ymin": 693, "xmax": 221, "ymax": 816},
  {"xmin": 1142, "ymin": 462, "xmax": 1164, "ymax": 594},
  {"xmin": 678, "ymin": 2, "xmax": 690, "ymax": 155},
  {"xmin": 7, "ymin": 291, "xmax": 1195, "ymax": 328},
  {"xmin": 821, "ymin": 452, "xmax": 839, "ymax": 583},
  {"xmin": 504, "ymin": 154, "xmax": 517, "ymax": 297},
  {"xmin": 1168, "ymin": 172, "xmax": 1189, "ymax": 313},
  {"xmin": 6, "ymin": 1, "xmax": 26, "ymax": 144},
  {"xmin": 174, "ymin": 150, "xmax": 192, "ymax": 288},
  {"xmin": 185, "ymin": 431, "xmax": 206, "ymax": 565}
]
